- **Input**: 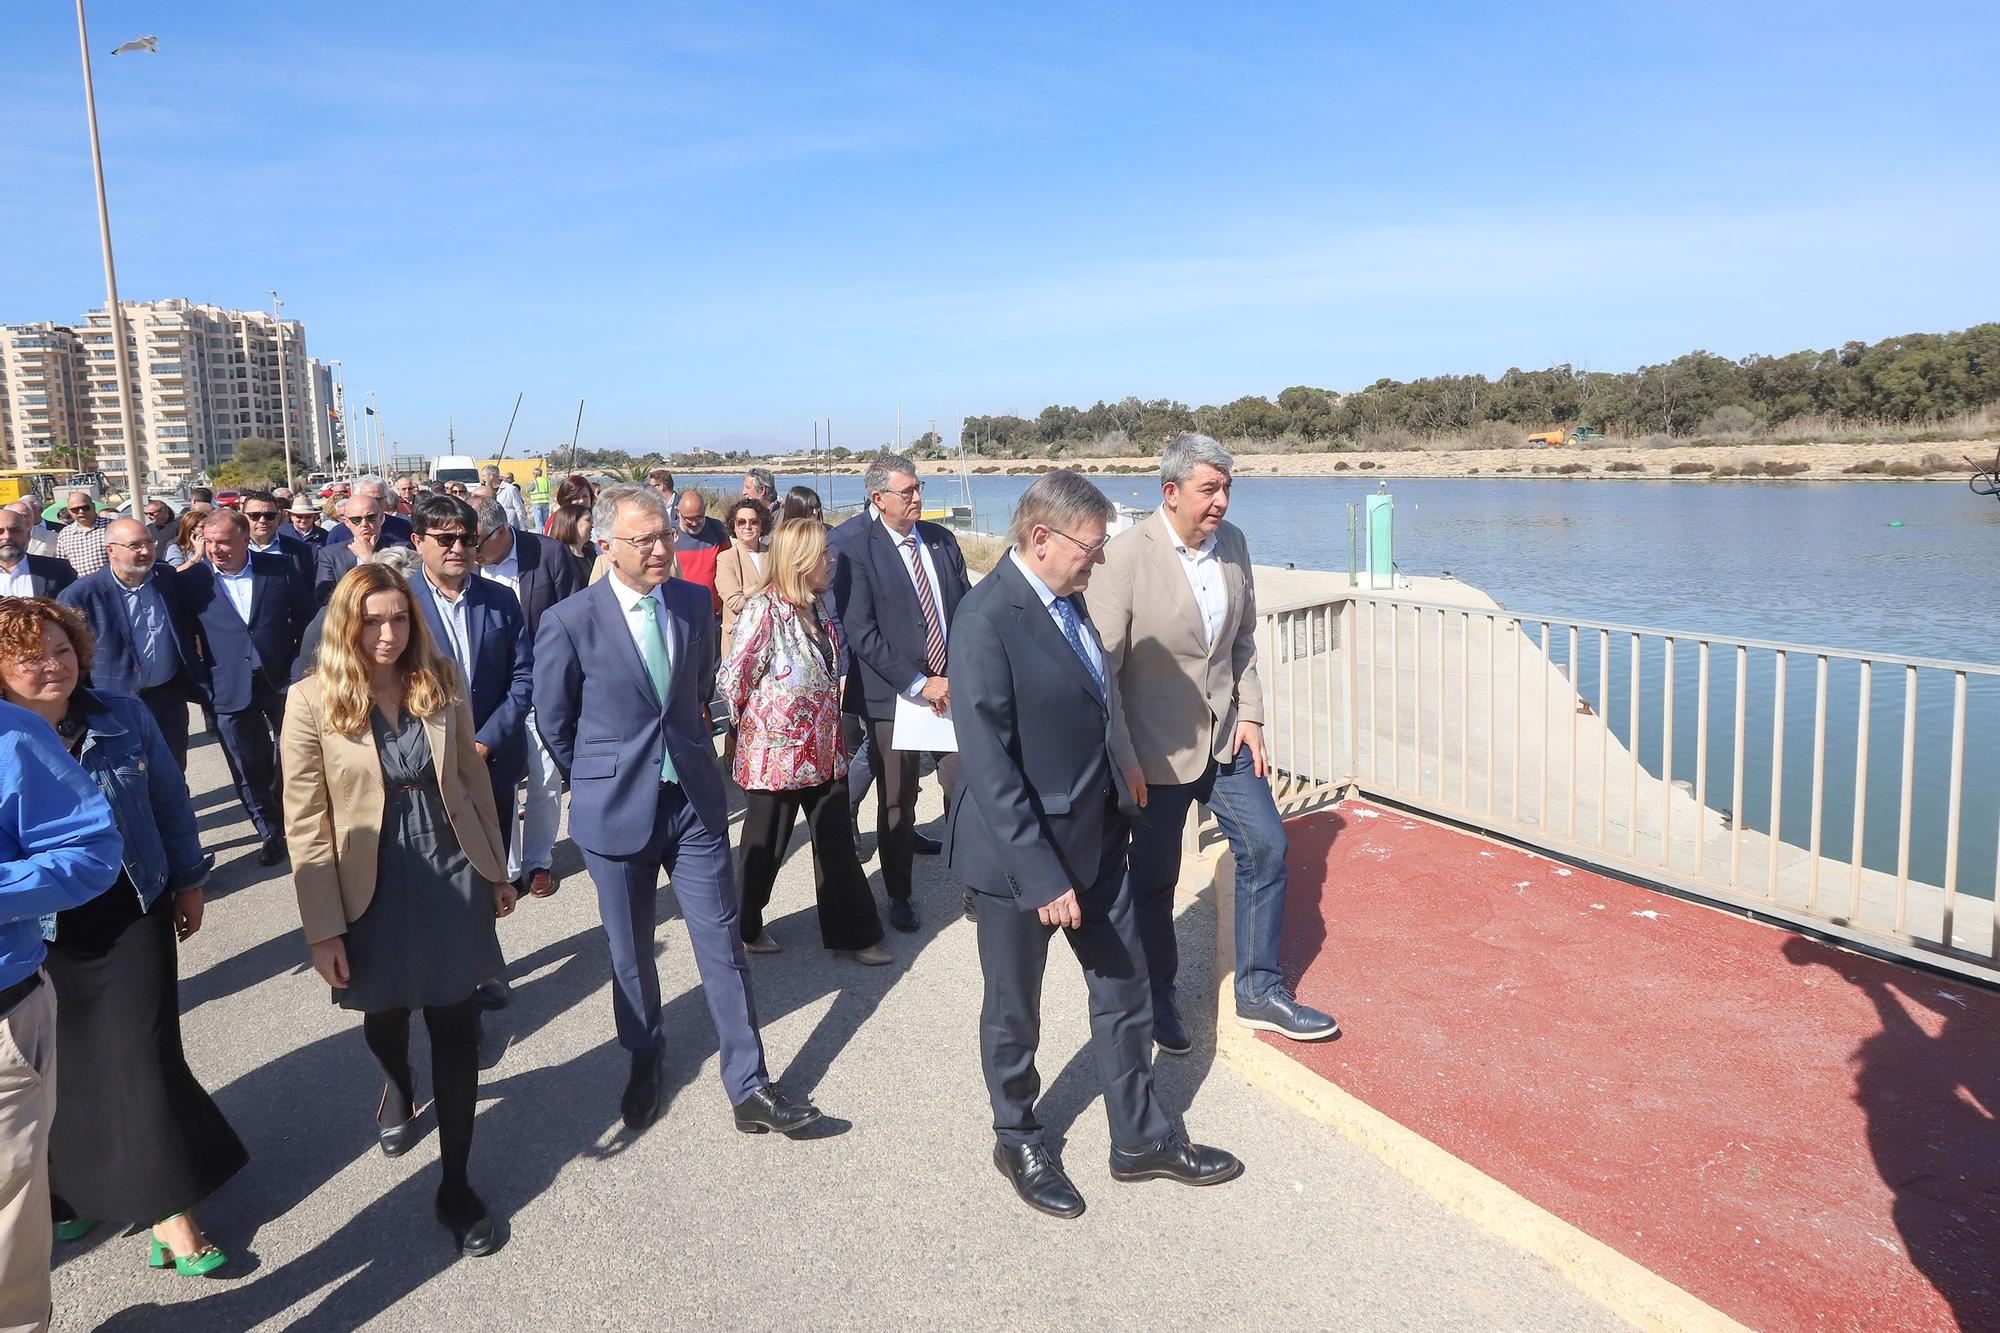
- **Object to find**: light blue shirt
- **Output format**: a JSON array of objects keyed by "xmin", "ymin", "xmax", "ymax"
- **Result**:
[
  {"xmin": 216, "ymin": 562, "xmax": 255, "ymax": 623},
  {"xmin": 0, "ymin": 701, "xmax": 122, "ymax": 989},
  {"xmin": 421, "ymin": 572, "xmax": 475, "ymax": 685},
  {"xmin": 607, "ymin": 574, "xmax": 673, "ymax": 685},
  {"xmin": 1008, "ymin": 549, "xmax": 1105, "ymax": 681},
  {"xmin": 119, "ymin": 575, "xmax": 175, "ymax": 689},
  {"xmin": 881, "ymin": 518, "xmax": 948, "ymax": 698}
]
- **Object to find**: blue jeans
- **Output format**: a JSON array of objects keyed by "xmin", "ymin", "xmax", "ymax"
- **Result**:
[{"xmin": 1125, "ymin": 743, "xmax": 1290, "ymax": 1007}]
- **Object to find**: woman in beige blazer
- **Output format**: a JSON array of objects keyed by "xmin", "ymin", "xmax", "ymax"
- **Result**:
[
  {"xmin": 714, "ymin": 495, "xmax": 772, "ymax": 655},
  {"xmin": 280, "ymin": 561, "xmax": 515, "ymax": 1258}
]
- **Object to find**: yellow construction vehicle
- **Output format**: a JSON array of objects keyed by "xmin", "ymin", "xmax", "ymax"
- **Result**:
[{"xmin": 1525, "ymin": 427, "xmax": 1603, "ymax": 448}]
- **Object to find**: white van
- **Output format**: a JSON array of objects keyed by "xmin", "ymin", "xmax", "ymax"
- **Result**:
[{"xmin": 431, "ymin": 455, "xmax": 480, "ymax": 486}]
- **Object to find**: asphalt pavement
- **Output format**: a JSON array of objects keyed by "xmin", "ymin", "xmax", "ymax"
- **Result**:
[{"xmin": 48, "ymin": 725, "xmax": 1622, "ymax": 1331}]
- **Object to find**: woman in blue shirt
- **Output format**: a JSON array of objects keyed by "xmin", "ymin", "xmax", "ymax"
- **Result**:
[{"xmin": 0, "ymin": 598, "xmax": 245, "ymax": 1277}]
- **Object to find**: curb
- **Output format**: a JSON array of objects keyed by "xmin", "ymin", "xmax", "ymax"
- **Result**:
[{"xmin": 1196, "ymin": 830, "xmax": 1753, "ymax": 1333}]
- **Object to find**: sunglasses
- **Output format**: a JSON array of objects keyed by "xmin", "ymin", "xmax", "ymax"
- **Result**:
[
  {"xmin": 245, "ymin": 510, "xmax": 282, "ymax": 521},
  {"xmin": 423, "ymin": 531, "xmax": 475, "ymax": 548}
]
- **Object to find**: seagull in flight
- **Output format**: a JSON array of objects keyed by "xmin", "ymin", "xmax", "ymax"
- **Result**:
[{"xmin": 109, "ymin": 36, "xmax": 158, "ymax": 56}]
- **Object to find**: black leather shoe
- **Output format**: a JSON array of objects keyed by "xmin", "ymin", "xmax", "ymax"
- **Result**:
[
  {"xmin": 1153, "ymin": 999, "xmax": 1193, "ymax": 1057},
  {"xmin": 732, "ymin": 1083, "xmax": 822, "ymax": 1135},
  {"xmin": 887, "ymin": 899, "xmax": 919, "ymax": 933},
  {"xmin": 1110, "ymin": 1130, "xmax": 1243, "ymax": 1187},
  {"xmin": 912, "ymin": 831, "xmax": 942, "ymax": 856},
  {"xmin": 962, "ymin": 891, "xmax": 979, "ymax": 923},
  {"xmin": 994, "ymin": 1142, "xmax": 1085, "ymax": 1219},
  {"xmin": 377, "ymin": 1087, "xmax": 417, "ymax": 1158},
  {"xmin": 257, "ymin": 835, "xmax": 287, "ymax": 866},
  {"xmin": 1235, "ymin": 987, "xmax": 1340, "ymax": 1042},
  {"xmin": 436, "ymin": 1188, "xmax": 499, "ymax": 1258},
  {"xmin": 621, "ymin": 1051, "xmax": 663, "ymax": 1132},
  {"xmin": 472, "ymin": 977, "xmax": 512, "ymax": 1010}
]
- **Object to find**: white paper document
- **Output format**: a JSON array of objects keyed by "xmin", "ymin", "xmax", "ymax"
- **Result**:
[{"xmin": 891, "ymin": 692, "xmax": 958, "ymax": 752}]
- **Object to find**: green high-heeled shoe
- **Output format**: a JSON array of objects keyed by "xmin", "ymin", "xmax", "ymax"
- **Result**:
[
  {"xmin": 147, "ymin": 1215, "xmax": 227, "ymax": 1277},
  {"xmin": 53, "ymin": 1217, "xmax": 98, "ymax": 1242}
]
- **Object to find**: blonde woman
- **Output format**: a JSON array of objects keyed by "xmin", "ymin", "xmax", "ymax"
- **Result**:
[
  {"xmin": 719, "ymin": 520, "xmax": 888, "ymax": 964},
  {"xmin": 280, "ymin": 563, "xmax": 516, "ymax": 1257}
]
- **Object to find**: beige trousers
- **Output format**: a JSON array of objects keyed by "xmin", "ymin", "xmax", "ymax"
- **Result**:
[{"xmin": 0, "ymin": 977, "xmax": 56, "ymax": 1333}]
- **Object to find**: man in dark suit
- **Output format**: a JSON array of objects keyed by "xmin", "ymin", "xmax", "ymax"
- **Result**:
[
  {"xmin": 242, "ymin": 490, "xmax": 318, "ymax": 589},
  {"xmin": 184, "ymin": 507, "xmax": 311, "ymax": 865},
  {"xmin": 315, "ymin": 490, "xmax": 410, "ymax": 605},
  {"xmin": 534, "ymin": 484, "xmax": 819, "ymax": 1136},
  {"xmin": 58, "ymin": 519, "xmax": 207, "ymax": 767},
  {"xmin": 949, "ymin": 469, "xmax": 1239, "ymax": 1219},
  {"xmin": 0, "ymin": 507, "xmax": 76, "ymax": 600},
  {"xmin": 473, "ymin": 498, "xmax": 579, "ymax": 898},
  {"xmin": 412, "ymin": 494, "xmax": 534, "ymax": 1010},
  {"xmin": 323, "ymin": 478, "xmax": 413, "ymax": 547},
  {"xmin": 832, "ymin": 454, "xmax": 971, "ymax": 932}
]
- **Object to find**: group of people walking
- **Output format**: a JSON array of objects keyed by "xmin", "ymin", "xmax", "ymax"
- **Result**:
[{"xmin": 0, "ymin": 431, "xmax": 1336, "ymax": 1328}]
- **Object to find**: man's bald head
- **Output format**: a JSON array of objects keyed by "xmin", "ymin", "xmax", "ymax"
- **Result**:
[{"xmin": 103, "ymin": 517, "xmax": 157, "ymax": 584}]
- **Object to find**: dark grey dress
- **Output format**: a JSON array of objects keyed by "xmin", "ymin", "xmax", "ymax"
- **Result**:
[{"xmin": 336, "ymin": 708, "xmax": 502, "ymax": 1013}]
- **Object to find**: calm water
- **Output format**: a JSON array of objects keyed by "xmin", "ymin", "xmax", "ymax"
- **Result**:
[{"xmin": 771, "ymin": 472, "xmax": 2000, "ymax": 894}]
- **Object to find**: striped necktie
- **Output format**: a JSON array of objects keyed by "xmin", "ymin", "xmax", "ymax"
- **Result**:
[{"xmin": 902, "ymin": 535, "xmax": 948, "ymax": 676}]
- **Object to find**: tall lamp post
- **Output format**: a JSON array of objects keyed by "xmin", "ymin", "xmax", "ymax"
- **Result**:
[
  {"xmin": 368, "ymin": 390, "xmax": 385, "ymax": 477},
  {"xmin": 269, "ymin": 291, "xmax": 295, "ymax": 493},
  {"xmin": 75, "ymin": 2, "xmax": 148, "ymax": 509}
]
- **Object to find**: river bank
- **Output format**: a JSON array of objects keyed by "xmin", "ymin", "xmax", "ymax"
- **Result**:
[{"xmin": 686, "ymin": 437, "xmax": 1994, "ymax": 483}]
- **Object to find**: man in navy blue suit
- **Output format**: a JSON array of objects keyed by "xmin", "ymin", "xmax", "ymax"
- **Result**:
[
  {"xmin": 316, "ymin": 490, "xmax": 412, "ymax": 606},
  {"xmin": 832, "ymin": 454, "xmax": 971, "ymax": 933},
  {"xmin": 949, "ymin": 470, "xmax": 1239, "ymax": 1218},
  {"xmin": 184, "ymin": 508, "xmax": 310, "ymax": 865},
  {"xmin": 242, "ymin": 490, "xmax": 318, "ymax": 589},
  {"xmin": 411, "ymin": 495, "xmax": 533, "ymax": 1010},
  {"xmin": 58, "ymin": 518, "xmax": 207, "ymax": 767},
  {"xmin": 0, "ymin": 507, "xmax": 76, "ymax": 600},
  {"xmin": 534, "ymin": 484, "xmax": 819, "ymax": 1136}
]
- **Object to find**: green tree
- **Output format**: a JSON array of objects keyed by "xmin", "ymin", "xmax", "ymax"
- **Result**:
[{"xmin": 211, "ymin": 435, "xmax": 310, "ymax": 488}]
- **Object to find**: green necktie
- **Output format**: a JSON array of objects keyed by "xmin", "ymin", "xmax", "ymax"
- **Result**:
[{"xmin": 639, "ymin": 595, "xmax": 679, "ymax": 785}]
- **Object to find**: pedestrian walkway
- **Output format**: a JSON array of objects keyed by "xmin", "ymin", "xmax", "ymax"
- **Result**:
[
  {"xmin": 1256, "ymin": 800, "xmax": 2000, "ymax": 1332},
  {"xmin": 49, "ymin": 734, "xmax": 1617, "ymax": 1331}
]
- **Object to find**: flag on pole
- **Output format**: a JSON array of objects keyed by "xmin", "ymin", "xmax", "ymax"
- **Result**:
[{"xmin": 109, "ymin": 36, "xmax": 158, "ymax": 56}]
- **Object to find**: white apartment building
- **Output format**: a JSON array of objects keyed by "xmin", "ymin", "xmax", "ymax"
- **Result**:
[{"xmin": 0, "ymin": 323, "xmax": 92, "ymax": 469}]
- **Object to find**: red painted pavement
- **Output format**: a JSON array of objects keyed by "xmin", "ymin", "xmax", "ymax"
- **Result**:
[{"xmin": 1267, "ymin": 802, "xmax": 2000, "ymax": 1332}]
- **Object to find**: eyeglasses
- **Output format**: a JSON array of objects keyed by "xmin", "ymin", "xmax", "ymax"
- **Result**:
[
  {"xmin": 882, "ymin": 482, "xmax": 923, "ymax": 500},
  {"xmin": 67, "ymin": 505, "xmax": 95, "ymax": 514},
  {"xmin": 610, "ymin": 532, "xmax": 673, "ymax": 551},
  {"xmin": 108, "ymin": 539, "xmax": 156, "ymax": 551},
  {"xmin": 422, "ymin": 531, "xmax": 475, "ymax": 548},
  {"xmin": 1046, "ymin": 525, "xmax": 1108, "ymax": 557},
  {"xmin": 347, "ymin": 513, "xmax": 384, "ymax": 526},
  {"xmin": 245, "ymin": 510, "xmax": 281, "ymax": 522}
]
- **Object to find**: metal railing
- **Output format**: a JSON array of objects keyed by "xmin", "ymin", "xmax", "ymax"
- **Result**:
[{"xmin": 1254, "ymin": 591, "xmax": 2000, "ymax": 983}]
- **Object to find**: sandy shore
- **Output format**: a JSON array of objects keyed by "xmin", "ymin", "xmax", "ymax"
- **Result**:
[{"xmin": 698, "ymin": 437, "xmax": 1997, "ymax": 483}]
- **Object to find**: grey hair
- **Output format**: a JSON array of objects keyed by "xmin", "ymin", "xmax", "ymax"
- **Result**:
[
  {"xmin": 203, "ymin": 508, "xmax": 250, "ymax": 538},
  {"xmin": 1160, "ymin": 432, "xmax": 1234, "ymax": 487},
  {"xmin": 744, "ymin": 466, "xmax": 776, "ymax": 498},
  {"xmin": 862, "ymin": 453, "xmax": 916, "ymax": 498},
  {"xmin": 366, "ymin": 545, "xmax": 422, "ymax": 578},
  {"xmin": 592, "ymin": 482, "xmax": 670, "ymax": 542},
  {"xmin": 1008, "ymin": 469, "xmax": 1114, "ymax": 549},
  {"xmin": 472, "ymin": 498, "xmax": 508, "ymax": 535}
]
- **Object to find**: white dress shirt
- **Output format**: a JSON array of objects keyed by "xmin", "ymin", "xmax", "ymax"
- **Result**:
[
  {"xmin": 216, "ymin": 563, "xmax": 256, "ymax": 623},
  {"xmin": 1008, "ymin": 549, "xmax": 1104, "ymax": 681},
  {"xmin": 0, "ymin": 561, "xmax": 32, "ymax": 598},
  {"xmin": 880, "ymin": 518, "xmax": 948, "ymax": 697},
  {"xmin": 607, "ymin": 575, "xmax": 673, "ymax": 684},
  {"xmin": 477, "ymin": 532, "xmax": 521, "ymax": 598},
  {"xmin": 421, "ymin": 572, "xmax": 475, "ymax": 684},
  {"xmin": 1159, "ymin": 509, "xmax": 1226, "ymax": 648}
]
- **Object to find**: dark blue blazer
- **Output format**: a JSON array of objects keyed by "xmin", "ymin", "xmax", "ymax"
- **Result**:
[
  {"xmin": 313, "ymin": 535, "xmax": 415, "ymax": 607},
  {"xmin": 533, "ymin": 576, "xmax": 725, "ymax": 858},
  {"xmin": 254, "ymin": 529, "xmax": 318, "ymax": 590},
  {"xmin": 832, "ymin": 517, "xmax": 970, "ymax": 721},
  {"xmin": 58, "ymin": 565, "xmax": 207, "ymax": 699},
  {"xmin": 182, "ymin": 553, "xmax": 311, "ymax": 712},
  {"xmin": 9, "ymin": 553, "xmax": 77, "ymax": 600},
  {"xmin": 414, "ymin": 575, "xmax": 533, "ymax": 786},
  {"xmin": 945, "ymin": 556, "xmax": 1129, "ymax": 910},
  {"xmin": 500, "ymin": 530, "xmax": 581, "ymax": 638}
]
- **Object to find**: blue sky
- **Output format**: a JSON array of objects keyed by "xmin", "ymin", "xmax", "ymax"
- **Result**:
[{"xmin": 3, "ymin": 1, "xmax": 1995, "ymax": 457}]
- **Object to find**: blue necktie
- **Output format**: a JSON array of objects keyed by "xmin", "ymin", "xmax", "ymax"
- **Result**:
[{"xmin": 1051, "ymin": 597, "xmax": 1104, "ymax": 698}]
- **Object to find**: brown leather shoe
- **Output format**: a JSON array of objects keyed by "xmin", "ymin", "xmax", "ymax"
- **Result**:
[{"xmin": 527, "ymin": 869, "xmax": 556, "ymax": 898}]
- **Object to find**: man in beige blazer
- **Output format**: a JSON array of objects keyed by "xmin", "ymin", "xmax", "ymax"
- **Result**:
[{"xmin": 1086, "ymin": 433, "xmax": 1338, "ymax": 1055}]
